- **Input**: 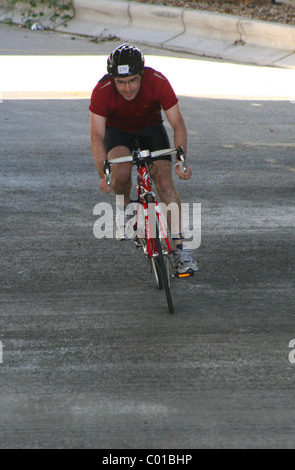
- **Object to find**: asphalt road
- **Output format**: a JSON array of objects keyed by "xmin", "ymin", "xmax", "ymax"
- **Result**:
[{"xmin": 0, "ymin": 23, "xmax": 295, "ymax": 449}]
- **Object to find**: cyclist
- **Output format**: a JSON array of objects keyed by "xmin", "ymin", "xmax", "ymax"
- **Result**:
[{"xmin": 89, "ymin": 43, "xmax": 198, "ymax": 274}]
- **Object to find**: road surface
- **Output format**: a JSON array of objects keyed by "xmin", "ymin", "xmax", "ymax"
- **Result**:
[{"xmin": 0, "ymin": 23, "xmax": 294, "ymax": 449}]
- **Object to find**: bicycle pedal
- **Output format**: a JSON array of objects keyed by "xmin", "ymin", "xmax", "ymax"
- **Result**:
[{"xmin": 175, "ymin": 270, "xmax": 194, "ymax": 279}]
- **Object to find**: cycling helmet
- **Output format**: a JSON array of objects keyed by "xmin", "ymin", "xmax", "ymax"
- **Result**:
[{"xmin": 107, "ymin": 44, "xmax": 145, "ymax": 77}]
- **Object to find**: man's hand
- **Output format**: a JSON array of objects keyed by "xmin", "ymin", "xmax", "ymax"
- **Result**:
[
  {"xmin": 99, "ymin": 178, "xmax": 113, "ymax": 193},
  {"xmin": 175, "ymin": 164, "xmax": 192, "ymax": 180}
]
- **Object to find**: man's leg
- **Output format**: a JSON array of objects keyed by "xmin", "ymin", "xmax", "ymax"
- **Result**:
[
  {"xmin": 152, "ymin": 159, "xmax": 182, "ymax": 245},
  {"xmin": 152, "ymin": 159, "xmax": 198, "ymax": 273},
  {"xmin": 108, "ymin": 145, "xmax": 132, "ymax": 206}
]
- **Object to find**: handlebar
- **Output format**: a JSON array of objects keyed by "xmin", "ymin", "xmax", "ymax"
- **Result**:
[{"xmin": 103, "ymin": 146, "xmax": 187, "ymax": 187}]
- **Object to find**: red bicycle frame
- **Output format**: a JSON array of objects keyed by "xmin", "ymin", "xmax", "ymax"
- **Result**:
[{"xmin": 136, "ymin": 163, "xmax": 172, "ymax": 259}]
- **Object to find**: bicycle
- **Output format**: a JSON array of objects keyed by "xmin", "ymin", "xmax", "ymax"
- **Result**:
[{"xmin": 103, "ymin": 143, "xmax": 193, "ymax": 314}]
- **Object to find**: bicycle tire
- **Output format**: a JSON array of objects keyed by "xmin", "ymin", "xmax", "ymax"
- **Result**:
[
  {"xmin": 151, "ymin": 257, "xmax": 163, "ymax": 290},
  {"xmin": 153, "ymin": 255, "xmax": 173, "ymax": 290},
  {"xmin": 155, "ymin": 222, "xmax": 174, "ymax": 314},
  {"xmin": 145, "ymin": 194, "xmax": 161, "ymax": 289},
  {"xmin": 145, "ymin": 194, "xmax": 174, "ymax": 313},
  {"xmin": 134, "ymin": 200, "xmax": 161, "ymax": 289}
]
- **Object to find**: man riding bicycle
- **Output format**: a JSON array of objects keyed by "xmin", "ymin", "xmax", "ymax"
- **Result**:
[{"xmin": 89, "ymin": 43, "xmax": 198, "ymax": 274}]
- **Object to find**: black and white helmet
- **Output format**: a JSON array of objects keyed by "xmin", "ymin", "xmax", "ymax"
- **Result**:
[{"xmin": 107, "ymin": 44, "xmax": 145, "ymax": 77}]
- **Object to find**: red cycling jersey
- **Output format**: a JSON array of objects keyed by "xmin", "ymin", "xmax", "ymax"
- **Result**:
[{"xmin": 89, "ymin": 67, "xmax": 178, "ymax": 133}]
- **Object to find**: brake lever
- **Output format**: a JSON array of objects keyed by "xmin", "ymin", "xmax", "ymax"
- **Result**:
[
  {"xmin": 176, "ymin": 146, "xmax": 187, "ymax": 174},
  {"xmin": 103, "ymin": 160, "xmax": 112, "ymax": 187}
]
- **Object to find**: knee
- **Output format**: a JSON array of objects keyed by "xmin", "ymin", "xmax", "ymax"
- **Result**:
[
  {"xmin": 112, "ymin": 165, "xmax": 132, "ymax": 189},
  {"xmin": 108, "ymin": 146, "xmax": 132, "ymax": 187},
  {"xmin": 155, "ymin": 175, "xmax": 174, "ymax": 195}
]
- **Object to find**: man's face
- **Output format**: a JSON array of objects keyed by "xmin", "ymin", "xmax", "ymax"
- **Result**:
[{"xmin": 114, "ymin": 74, "xmax": 142, "ymax": 101}]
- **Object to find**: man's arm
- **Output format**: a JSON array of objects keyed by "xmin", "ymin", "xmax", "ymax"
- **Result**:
[
  {"xmin": 165, "ymin": 103, "xmax": 192, "ymax": 180},
  {"xmin": 90, "ymin": 111, "xmax": 107, "ymax": 179},
  {"xmin": 90, "ymin": 112, "xmax": 113, "ymax": 192},
  {"xmin": 165, "ymin": 103, "xmax": 187, "ymax": 156}
]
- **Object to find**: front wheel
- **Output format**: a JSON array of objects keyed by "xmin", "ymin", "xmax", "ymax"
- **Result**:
[
  {"xmin": 145, "ymin": 193, "xmax": 174, "ymax": 313},
  {"xmin": 151, "ymin": 256, "xmax": 163, "ymax": 290},
  {"xmin": 155, "ymin": 220, "xmax": 174, "ymax": 314}
]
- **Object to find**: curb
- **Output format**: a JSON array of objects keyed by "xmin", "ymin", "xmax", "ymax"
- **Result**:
[
  {"xmin": 66, "ymin": 0, "xmax": 295, "ymax": 69},
  {"xmin": 1, "ymin": 0, "xmax": 295, "ymax": 69}
]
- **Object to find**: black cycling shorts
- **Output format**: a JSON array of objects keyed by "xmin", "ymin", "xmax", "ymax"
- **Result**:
[{"xmin": 104, "ymin": 123, "xmax": 172, "ymax": 162}]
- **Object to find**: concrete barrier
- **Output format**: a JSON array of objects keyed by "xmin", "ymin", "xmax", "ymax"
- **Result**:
[
  {"xmin": 166, "ymin": 10, "xmax": 241, "ymax": 61},
  {"xmin": 67, "ymin": 0, "xmax": 295, "ymax": 67},
  {"xmin": 183, "ymin": 10, "xmax": 240, "ymax": 42},
  {"xmin": 128, "ymin": 2, "xmax": 185, "ymax": 45},
  {"xmin": 239, "ymin": 18, "xmax": 295, "ymax": 51},
  {"xmin": 67, "ymin": 1, "xmax": 185, "ymax": 46},
  {"xmin": 166, "ymin": 9, "xmax": 295, "ymax": 67},
  {"xmin": 1, "ymin": 0, "xmax": 295, "ymax": 68},
  {"xmin": 67, "ymin": 0, "xmax": 131, "ymax": 37}
]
